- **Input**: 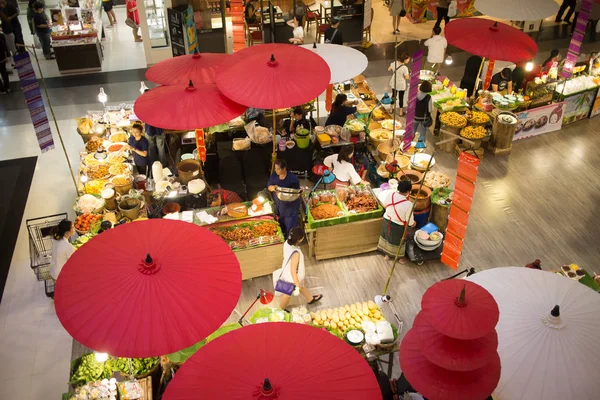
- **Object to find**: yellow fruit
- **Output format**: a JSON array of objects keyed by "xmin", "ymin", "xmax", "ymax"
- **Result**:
[
  {"xmin": 321, "ymin": 312, "xmax": 327, "ymax": 321},
  {"xmin": 344, "ymin": 304, "xmax": 350, "ymax": 311},
  {"xmin": 373, "ymin": 311, "xmax": 381, "ymax": 319},
  {"xmin": 324, "ymin": 321, "xmax": 330, "ymax": 327},
  {"xmin": 344, "ymin": 312, "xmax": 351, "ymax": 320},
  {"xmin": 362, "ymin": 307, "xmax": 370, "ymax": 315},
  {"xmin": 350, "ymin": 304, "xmax": 356, "ymax": 311},
  {"xmin": 332, "ymin": 314, "xmax": 340, "ymax": 323},
  {"xmin": 367, "ymin": 301, "xmax": 377, "ymax": 310},
  {"xmin": 361, "ymin": 302, "xmax": 368, "ymax": 309},
  {"xmin": 362, "ymin": 316, "xmax": 370, "ymax": 322},
  {"xmin": 330, "ymin": 321, "xmax": 337, "ymax": 329}
]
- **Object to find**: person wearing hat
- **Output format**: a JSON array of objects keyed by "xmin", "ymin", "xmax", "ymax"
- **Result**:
[
  {"xmin": 324, "ymin": 17, "xmax": 343, "ymax": 45},
  {"xmin": 491, "ymin": 68, "xmax": 513, "ymax": 94}
]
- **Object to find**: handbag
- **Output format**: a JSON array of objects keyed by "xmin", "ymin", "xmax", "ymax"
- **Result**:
[
  {"xmin": 325, "ymin": 28, "xmax": 338, "ymax": 44},
  {"xmin": 125, "ymin": 17, "xmax": 137, "ymax": 29},
  {"xmin": 274, "ymin": 250, "xmax": 298, "ymax": 295}
]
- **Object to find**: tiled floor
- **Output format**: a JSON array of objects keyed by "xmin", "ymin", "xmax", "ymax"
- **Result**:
[{"xmin": 2, "ymin": 3, "xmax": 600, "ymax": 399}]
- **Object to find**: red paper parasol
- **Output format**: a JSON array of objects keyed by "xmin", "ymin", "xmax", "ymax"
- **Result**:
[
  {"xmin": 134, "ymin": 82, "xmax": 247, "ymax": 130},
  {"xmin": 55, "ymin": 220, "xmax": 242, "ymax": 358},
  {"xmin": 215, "ymin": 43, "xmax": 331, "ymax": 109},
  {"xmin": 163, "ymin": 323, "xmax": 382, "ymax": 400},
  {"xmin": 420, "ymin": 280, "xmax": 499, "ymax": 340},
  {"xmin": 413, "ymin": 313, "xmax": 499, "ymax": 372},
  {"xmin": 145, "ymin": 52, "xmax": 228, "ymax": 86},
  {"xmin": 400, "ymin": 329, "xmax": 501, "ymax": 400},
  {"xmin": 445, "ymin": 18, "xmax": 538, "ymax": 63}
]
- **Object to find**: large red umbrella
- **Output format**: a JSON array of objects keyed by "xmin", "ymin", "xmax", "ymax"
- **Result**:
[
  {"xmin": 445, "ymin": 18, "xmax": 538, "ymax": 63},
  {"xmin": 55, "ymin": 220, "xmax": 242, "ymax": 358},
  {"xmin": 400, "ymin": 329, "xmax": 501, "ymax": 400},
  {"xmin": 134, "ymin": 82, "xmax": 247, "ymax": 130},
  {"xmin": 215, "ymin": 44, "xmax": 330, "ymax": 170},
  {"xmin": 420, "ymin": 280, "xmax": 499, "ymax": 340},
  {"xmin": 163, "ymin": 323, "xmax": 382, "ymax": 400},
  {"xmin": 215, "ymin": 43, "xmax": 331, "ymax": 109},
  {"xmin": 145, "ymin": 52, "xmax": 228, "ymax": 86},
  {"xmin": 413, "ymin": 313, "xmax": 498, "ymax": 372}
]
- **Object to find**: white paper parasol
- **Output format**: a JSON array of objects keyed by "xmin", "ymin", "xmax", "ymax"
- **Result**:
[
  {"xmin": 466, "ymin": 267, "xmax": 600, "ymax": 400},
  {"xmin": 300, "ymin": 43, "xmax": 368, "ymax": 84},
  {"xmin": 476, "ymin": 0, "xmax": 559, "ymax": 21}
]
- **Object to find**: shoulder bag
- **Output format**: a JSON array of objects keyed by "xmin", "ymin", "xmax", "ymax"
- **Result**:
[
  {"xmin": 325, "ymin": 29, "xmax": 338, "ymax": 44},
  {"xmin": 274, "ymin": 250, "xmax": 299, "ymax": 295}
]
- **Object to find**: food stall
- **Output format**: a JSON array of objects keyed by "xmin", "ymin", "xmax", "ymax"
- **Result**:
[
  {"xmin": 302, "ymin": 185, "xmax": 384, "ymax": 260},
  {"xmin": 50, "ymin": 0, "xmax": 104, "ymax": 74},
  {"xmin": 554, "ymin": 75, "xmax": 600, "ymax": 125}
]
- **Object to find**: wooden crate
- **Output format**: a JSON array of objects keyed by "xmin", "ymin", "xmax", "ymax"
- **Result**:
[
  {"xmin": 313, "ymin": 218, "xmax": 382, "ymax": 260},
  {"xmin": 235, "ymin": 243, "xmax": 284, "ymax": 280}
]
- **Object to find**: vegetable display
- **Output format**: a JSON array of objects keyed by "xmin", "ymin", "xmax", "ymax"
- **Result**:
[
  {"xmin": 69, "ymin": 354, "xmax": 112, "ymax": 386},
  {"xmin": 112, "ymin": 357, "xmax": 158, "ymax": 376},
  {"xmin": 75, "ymin": 213, "xmax": 102, "ymax": 233}
]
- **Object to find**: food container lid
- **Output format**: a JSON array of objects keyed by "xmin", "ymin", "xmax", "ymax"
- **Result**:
[{"xmin": 101, "ymin": 188, "xmax": 115, "ymax": 199}]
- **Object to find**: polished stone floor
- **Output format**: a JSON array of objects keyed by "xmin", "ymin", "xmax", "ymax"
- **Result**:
[{"xmin": 1, "ymin": 6, "xmax": 600, "ymax": 399}]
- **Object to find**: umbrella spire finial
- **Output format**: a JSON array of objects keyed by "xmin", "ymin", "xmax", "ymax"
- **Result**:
[
  {"xmin": 139, "ymin": 253, "xmax": 161, "ymax": 275},
  {"xmin": 145, "ymin": 254, "xmax": 153, "ymax": 264},
  {"xmin": 313, "ymin": 42, "xmax": 317, "ymax": 49},
  {"xmin": 192, "ymin": 50, "xmax": 201, "ymax": 59},
  {"xmin": 186, "ymin": 80, "xmax": 196, "ymax": 92},
  {"xmin": 490, "ymin": 21, "xmax": 499, "ymax": 32},
  {"xmin": 551, "ymin": 305, "xmax": 560, "ymax": 317},
  {"xmin": 267, "ymin": 54, "xmax": 279, "ymax": 67},
  {"xmin": 454, "ymin": 284, "xmax": 467, "ymax": 307},
  {"xmin": 259, "ymin": 378, "xmax": 277, "ymax": 396}
]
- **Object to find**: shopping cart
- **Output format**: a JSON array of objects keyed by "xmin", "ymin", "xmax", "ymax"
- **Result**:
[{"xmin": 26, "ymin": 213, "xmax": 68, "ymax": 297}]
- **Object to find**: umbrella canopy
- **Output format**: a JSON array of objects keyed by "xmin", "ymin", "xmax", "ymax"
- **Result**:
[
  {"xmin": 163, "ymin": 322, "xmax": 382, "ymax": 400},
  {"xmin": 421, "ymin": 279, "xmax": 500, "ymax": 340},
  {"xmin": 476, "ymin": 0, "xmax": 559, "ymax": 21},
  {"xmin": 55, "ymin": 220, "xmax": 242, "ymax": 358},
  {"xmin": 467, "ymin": 267, "xmax": 600, "ymax": 400},
  {"xmin": 145, "ymin": 52, "xmax": 228, "ymax": 86},
  {"xmin": 445, "ymin": 18, "xmax": 538, "ymax": 63},
  {"xmin": 215, "ymin": 43, "xmax": 331, "ymax": 109},
  {"xmin": 413, "ymin": 313, "xmax": 499, "ymax": 372},
  {"xmin": 134, "ymin": 82, "xmax": 247, "ymax": 130},
  {"xmin": 400, "ymin": 329, "xmax": 501, "ymax": 400},
  {"xmin": 300, "ymin": 43, "xmax": 368, "ymax": 84}
]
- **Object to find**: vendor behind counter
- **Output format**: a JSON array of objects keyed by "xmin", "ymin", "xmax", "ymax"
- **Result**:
[
  {"xmin": 325, "ymin": 94, "xmax": 357, "ymax": 126},
  {"xmin": 491, "ymin": 68, "xmax": 513, "ymax": 94},
  {"xmin": 268, "ymin": 159, "xmax": 301, "ymax": 237}
]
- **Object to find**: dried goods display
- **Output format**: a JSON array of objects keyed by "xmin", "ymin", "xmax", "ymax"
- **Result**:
[
  {"xmin": 465, "ymin": 110, "xmax": 490, "ymax": 124},
  {"xmin": 460, "ymin": 125, "xmax": 488, "ymax": 139},
  {"xmin": 210, "ymin": 220, "xmax": 284, "ymax": 250},
  {"xmin": 343, "ymin": 187, "xmax": 378, "ymax": 213},
  {"xmin": 85, "ymin": 138, "xmax": 102, "ymax": 152},
  {"xmin": 311, "ymin": 204, "xmax": 342, "ymax": 220},
  {"xmin": 86, "ymin": 164, "xmax": 110, "ymax": 180},
  {"xmin": 423, "ymin": 171, "xmax": 451, "ymax": 189},
  {"xmin": 83, "ymin": 153, "xmax": 102, "ymax": 166},
  {"xmin": 440, "ymin": 112, "xmax": 467, "ymax": 128},
  {"xmin": 107, "ymin": 154, "xmax": 125, "ymax": 164}
]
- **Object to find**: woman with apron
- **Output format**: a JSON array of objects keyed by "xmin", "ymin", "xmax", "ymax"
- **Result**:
[
  {"xmin": 323, "ymin": 145, "xmax": 366, "ymax": 188},
  {"xmin": 377, "ymin": 180, "xmax": 415, "ymax": 259}
]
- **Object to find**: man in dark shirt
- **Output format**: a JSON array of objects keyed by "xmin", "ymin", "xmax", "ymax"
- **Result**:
[
  {"xmin": 0, "ymin": 0, "xmax": 24, "ymax": 53},
  {"xmin": 491, "ymin": 68, "xmax": 513, "ymax": 94},
  {"xmin": 127, "ymin": 123, "xmax": 150, "ymax": 174},
  {"xmin": 32, "ymin": 2, "xmax": 53, "ymax": 59},
  {"xmin": 145, "ymin": 122, "xmax": 167, "ymax": 167},
  {"xmin": 281, "ymin": 106, "xmax": 311, "ymax": 136},
  {"xmin": 324, "ymin": 17, "xmax": 343, "ymax": 45}
]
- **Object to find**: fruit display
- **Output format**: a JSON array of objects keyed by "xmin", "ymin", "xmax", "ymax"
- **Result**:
[
  {"xmin": 465, "ymin": 110, "xmax": 490, "ymax": 124},
  {"xmin": 69, "ymin": 354, "xmax": 113, "ymax": 386},
  {"xmin": 310, "ymin": 301, "xmax": 386, "ymax": 334},
  {"xmin": 460, "ymin": 125, "xmax": 487, "ymax": 139},
  {"xmin": 112, "ymin": 357, "xmax": 159, "ymax": 376},
  {"xmin": 75, "ymin": 213, "xmax": 102, "ymax": 233},
  {"xmin": 210, "ymin": 220, "xmax": 284, "ymax": 250},
  {"xmin": 440, "ymin": 112, "xmax": 467, "ymax": 128},
  {"xmin": 436, "ymin": 98, "xmax": 467, "ymax": 112},
  {"xmin": 73, "ymin": 233, "xmax": 94, "ymax": 248}
]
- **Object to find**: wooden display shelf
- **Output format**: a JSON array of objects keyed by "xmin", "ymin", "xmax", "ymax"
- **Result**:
[
  {"xmin": 305, "ymin": 218, "xmax": 383, "ymax": 260},
  {"xmin": 235, "ymin": 243, "xmax": 284, "ymax": 280}
]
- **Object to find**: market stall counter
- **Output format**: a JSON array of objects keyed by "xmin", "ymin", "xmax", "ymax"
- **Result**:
[{"xmin": 302, "ymin": 185, "xmax": 384, "ymax": 260}]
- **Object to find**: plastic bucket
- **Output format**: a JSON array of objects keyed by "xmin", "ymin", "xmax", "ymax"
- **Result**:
[
  {"xmin": 177, "ymin": 159, "xmax": 201, "ymax": 184},
  {"xmin": 295, "ymin": 132, "xmax": 310, "ymax": 149}
]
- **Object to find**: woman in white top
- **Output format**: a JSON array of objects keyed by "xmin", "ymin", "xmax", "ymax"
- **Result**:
[
  {"xmin": 50, "ymin": 219, "xmax": 76, "ymax": 281},
  {"xmin": 377, "ymin": 180, "xmax": 415, "ymax": 260},
  {"xmin": 323, "ymin": 145, "xmax": 365, "ymax": 187},
  {"xmin": 388, "ymin": 52, "xmax": 411, "ymax": 116},
  {"xmin": 276, "ymin": 227, "xmax": 322, "ymax": 309},
  {"xmin": 287, "ymin": 17, "xmax": 304, "ymax": 45}
]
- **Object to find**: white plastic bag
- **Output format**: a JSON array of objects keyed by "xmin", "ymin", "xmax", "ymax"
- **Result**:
[{"xmin": 448, "ymin": 2, "xmax": 457, "ymax": 18}]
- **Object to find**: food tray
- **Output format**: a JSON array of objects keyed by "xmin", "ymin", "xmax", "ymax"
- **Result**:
[
  {"xmin": 434, "ymin": 97, "xmax": 469, "ymax": 112},
  {"xmin": 304, "ymin": 190, "xmax": 349, "ymax": 229},
  {"xmin": 338, "ymin": 186, "xmax": 384, "ymax": 223},
  {"xmin": 209, "ymin": 220, "xmax": 284, "ymax": 251},
  {"xmin": 560, "ymin": 264, "xmax": 585, "ymax": 280}
]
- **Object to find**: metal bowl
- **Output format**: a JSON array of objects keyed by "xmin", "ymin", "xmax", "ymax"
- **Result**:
[{"xmin": 275, "ymin": 186, "xmax": 302, "ymax": 202}]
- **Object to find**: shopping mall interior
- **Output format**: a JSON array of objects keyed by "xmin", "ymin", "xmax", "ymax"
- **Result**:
[{"xmin": 1, "ymin": 0, "xmax": 599, "ymax": 399}]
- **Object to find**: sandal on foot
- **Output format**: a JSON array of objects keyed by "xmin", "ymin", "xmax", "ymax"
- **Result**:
[{"xmin": 308, "ymin": 294, "xmax": 323, "ymax": 304}]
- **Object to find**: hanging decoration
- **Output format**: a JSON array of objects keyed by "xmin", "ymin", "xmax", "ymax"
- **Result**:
[
  {"xmin": 403, "ymin": 50, "xmax": 423, "ymax": 151},
  {"xmin": 562, "ymin": 0, "xmax": 594, "ymax": 79}
]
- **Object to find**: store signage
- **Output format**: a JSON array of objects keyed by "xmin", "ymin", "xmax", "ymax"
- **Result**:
[
  {"xmin": 562, "ymin": 0, "xmax": 593, "ymax": 79},
  {"xmin": 168, "ymin": 8, "xmax": 186, "ymax": 57},
  {"xmin": 13, "ymin": 53, "xmax": 54, "ymax": 153},
  {"xmin": 403, "ymin": 49, "xmax": 423, "ymax": 151},
  {"xmin": 513, "ymin": 102, "xmax": 565, "ymax": 140},
  {"xmin": 441, "ymin": 152, "xmax": 480, "ymax": 271},
  {"xmin": 195, "ymin": 129, "xmax": 207, "ymax": 162},
  {"xmin": 184, "ymin": 5, "xmax": 198, "ymax": 54},
  {"xmin": 562, "ymin": 89, "xmax": 597, "ymax": 125}
]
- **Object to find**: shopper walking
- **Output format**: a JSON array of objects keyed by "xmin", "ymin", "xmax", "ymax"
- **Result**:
[
  {"xmin": 388, "ymin": 0, "xmax": 405, "ymax": 35},
  {"xmin": 388, "ymin": 52, "xmax": 410, "ymax": 116},
  {"xmin": 275, "ymin": 227, "xmax": 322, "ymax": 310},
  {"xmin": 126, "ymin": 0, "xmax": 142, "ymax": 42},
  {"xmin": 0, "ymin": 29, "xmax": 10, "ymax": 94},
  {"xmin": 324, "ymin": 17, "xmax": 343, "ymax": 44},
  {"xmin": 26, "ymin": 0, "xmax": 42, "ymax": 34},
  {"xmin": 434, "ymin": 0, "xmax": 452, "ymax": 31},
  {"xmin": 377, "ymin": 180, "xmax": 415, "ymax": 260},
  {"xmin": 32, "ymin": 2, "xmax": 54, "ymax": 59},
  {"xmin": 50, "ymin": 219, "xmax": 76, "ymax": 282},
  {"xmin": 424, "ymin": 26, "xmax": 447, "ymax": 73},
  {"xmin": 556, "ymin": 0, "xmax": 577, "ymax": 24},
  {"xmin": 413, "ymin": 80, "xmax": 433, "ymax": 141},
  {"xmin": 103, "ymin": 0, "xmax": 117, "ymax": 26},
  {"xmin": 0, "ymin": 0, "xmax": 24, "ymax": 53}
]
